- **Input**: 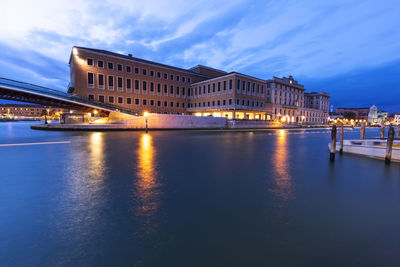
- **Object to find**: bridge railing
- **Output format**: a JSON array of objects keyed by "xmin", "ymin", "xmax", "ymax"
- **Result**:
[{"xmin": 0, "ymin": 77, "xmax": 139, "ymax": 115}]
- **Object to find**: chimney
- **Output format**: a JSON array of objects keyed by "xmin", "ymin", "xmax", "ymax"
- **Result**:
[{"xmin": 128, "ymin": 53, "xmax": 132, "ymax": 57}]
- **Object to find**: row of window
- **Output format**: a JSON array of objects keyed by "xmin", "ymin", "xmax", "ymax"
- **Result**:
[
  {"xmin": 88, "ymin": 73, "xmax": 240, "ymax": 98},
  {"xmin": 88, "ymin": 73, "xmax": 192, "ymax": 96},
  {"xmin": 274, "ymin": 108, "xmax": 328, "ymax": 118},
  {"xmin": 189, "ymin": 99, "xmax": 264, "ymax": 108},
  {"xmin": 236, "ymin": 79, "xmax": 265, "ymax": 96},
  {"xmin": 267, "ymin": 82, "xmax": 303, "ymax": 93},
  {"xmin": 192, "ymin": 80, "xmax": 233, "ymax": 95},
  {"xmin": 86, "ymin": 58, "xmax": 192, "ymax": 83},
  {"xmin": 88, "ymin": 94, "xmax": 186, "ymax": 108}
]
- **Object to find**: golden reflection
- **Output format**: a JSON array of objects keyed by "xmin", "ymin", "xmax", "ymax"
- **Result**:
[
  {"xmin": 88, "ymin": 132, "xmax": 105, "ymax": 183},
  {"xmin": 135, "ymin": 133, "xmax": 161, "ymax": 235},
  {"xmin": 270, "ymin": 130, "xmax": 293, "ymax": 206}
]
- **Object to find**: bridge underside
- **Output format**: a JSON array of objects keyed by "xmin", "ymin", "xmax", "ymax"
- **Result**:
[{"xmin": 0, "ymin": 88, "xmax": 110, "ymax": 116}]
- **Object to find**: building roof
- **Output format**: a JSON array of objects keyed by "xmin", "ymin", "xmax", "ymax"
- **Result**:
[
  {"xmin": 188, "ymin": 65, "xmax": 227, "ymax": 77},
  {"xmin": 71, "ymin": 46, "xmax": 210, "ymax": 78},
  {"xmin": 266, "ymin": 76, "xmax": 305, "ymax": 90},
  {"xmin": 190, "ymin": 71, "xmax": 268, "ymax": 85},
  {"xmin": 305, "ymin": 91, "xmax": 330, "ymax": 97},
  {"xmin": 336, "ymin": 107, "xmax": 370, "ymax": 110}
]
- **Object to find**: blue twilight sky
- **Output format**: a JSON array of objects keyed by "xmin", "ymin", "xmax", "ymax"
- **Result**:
[{"xmin": 1, "ymin": 0, "xmax": 399, "ymax": 112}]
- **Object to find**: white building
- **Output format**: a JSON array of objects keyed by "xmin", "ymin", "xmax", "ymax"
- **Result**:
[
  {"xmin": 394, "ymin": 114, "xmax": 400, "ymax": 125},
  {"xmin": 368, "ymin": 105, "xmax": 388, "ymax": 124},
  {"xmin": 368, "ymin": 105, "xmax": 378, "ymax": 124}
]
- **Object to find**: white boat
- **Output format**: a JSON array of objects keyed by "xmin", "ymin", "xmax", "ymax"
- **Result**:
[{"xmin": 328, "ymin": 139, "xmax": 400, "ymax": 162}]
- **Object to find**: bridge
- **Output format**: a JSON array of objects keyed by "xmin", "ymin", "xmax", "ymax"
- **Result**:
[{"xmin": 0, "ymin": 77, "xmax": 139, "ymax": 116}]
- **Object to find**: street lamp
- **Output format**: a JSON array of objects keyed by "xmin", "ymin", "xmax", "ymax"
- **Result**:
[{"xmin": 144, "ymin": 111, "xmax": 149, "ymax": 133}]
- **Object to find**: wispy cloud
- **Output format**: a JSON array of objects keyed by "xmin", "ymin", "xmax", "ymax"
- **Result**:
[{"xmin": 0, "ymin": 0, "xmax": 399, "ymax": 110}]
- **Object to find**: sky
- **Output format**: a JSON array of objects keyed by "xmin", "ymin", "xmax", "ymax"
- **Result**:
[{"xmin": 1, "ymin": 0, "xmax": 399, "ymax": 112}]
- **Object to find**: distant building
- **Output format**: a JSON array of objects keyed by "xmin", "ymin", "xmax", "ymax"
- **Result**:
[
  {"xmin": 336, "ymin": 107, "xmax": 370, "ymax": 121},
  {"xmin": 368, "ymin": 105, "xmax": 378, "ymax": 123},
  {"xmin": 368, "ymin": 105, "xmax": 388, "ymax": 124},
  {"xmin": 0, "ymin": 104, "xmax": 69, "ymax": 118},
  {"xmin": 394, "ymin": 114, "xmax": 400, "ymax": 125},
  {"xmin": 304, "ymin": 92, "xmax": 330, "ymax": 125}
]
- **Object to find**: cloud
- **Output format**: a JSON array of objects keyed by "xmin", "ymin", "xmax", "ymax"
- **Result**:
[
  {"xmin": 181, "ymin": 0, "xmax": 400, "ymax": 78},
  {"xmin": 0, "ymin": 0, "xmax": 399, "ymax": 110}
]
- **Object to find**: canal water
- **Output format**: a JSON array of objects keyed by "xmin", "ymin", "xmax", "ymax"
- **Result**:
[{"xmin": 0, "ymin": 122, "xmax": 399, "ymax": 266}]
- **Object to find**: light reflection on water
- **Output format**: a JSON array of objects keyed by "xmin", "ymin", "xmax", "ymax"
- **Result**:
[
  {"xmin": 270, "ymin": 130, "xmax": 294, "ymax": 206},
  {"xmin": 88, "ymin": 132, "xmax": 105, "ymax": 184},
  {"xmin": 134, "ymin": 133, "xmax": 162, "ymax": 235},
  {"xmin": 3, "ymin": 124, "xmax": 400, "ymax": 266}
]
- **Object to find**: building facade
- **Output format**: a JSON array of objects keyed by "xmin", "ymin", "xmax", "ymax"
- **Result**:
[
  {"xmin": 266, "ymin": 76, "xmax": 329, "ymax": 124},
  {"xmin": 303, "ymin": 92, "xmax": 330, "ymax": 124},
  {"xmin": 0, "ymin": 104, "xmax": 68, "ymax": 118},
  {"xmin": 368, "ymin": 105, "xmax": 388, "ymax": 124},
  {"xmin": 69, "ymin": 46, "xmax": 329, "ymax": 124},
  {"xmin": 188, "ymin": 72, "xmax": 269, "ymax": 120},
  {"xmin": 336, "ymin": 107, "xmax": 370, "ymax": 121},
  {"xmin": 394, "ymin": 114, "xmax": 400, "ymax": 125}
]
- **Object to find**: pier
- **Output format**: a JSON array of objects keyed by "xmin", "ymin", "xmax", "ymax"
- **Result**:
[{"xmin": 329, "ymin": 125, "xmax": 400, "ymax": 163}]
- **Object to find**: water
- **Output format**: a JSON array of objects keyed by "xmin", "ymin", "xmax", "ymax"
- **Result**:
[{"xmin": 0, "ymin": 122, "xmax": 399, "ymax": 266}]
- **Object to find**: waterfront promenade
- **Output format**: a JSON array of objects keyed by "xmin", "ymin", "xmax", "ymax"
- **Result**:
[{"xmin": 1, "ymin": 122, "xmax": 400, "ymax": 266}]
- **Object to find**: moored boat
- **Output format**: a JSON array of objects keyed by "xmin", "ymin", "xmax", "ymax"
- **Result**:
[{"xmin": 328, "ymin": 139, "xmax": 400, "ymax": 162}]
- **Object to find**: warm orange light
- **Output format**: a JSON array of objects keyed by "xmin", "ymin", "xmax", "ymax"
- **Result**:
[
  {"xmin": 143, "ymin": 111, "xmax": 149, "ymax": 117},
  {"xmin": 135, "ymin": 133, "xmax": 161, "ymax": 228},
  {"xmin": 93, "ymin": 110, "xmax": 98, "ymax": 115},
  {"xmin": 272, "ymin": 128, "xmax": 292, "ymax": 207},
  {"xmin": 73, "ymin": 47, "xmax": 78, "ymax": 56}
]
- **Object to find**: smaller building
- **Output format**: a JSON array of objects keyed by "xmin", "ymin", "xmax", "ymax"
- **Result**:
[
  {"xmin": 394, "ymin": 114, "xmax": 400, "ymax": 125},
  {"xmin": 0, "ymin": 104, "xmax": 69, "ymax": 118},
  {"xmin": 303, "ymin": 92, "xmax": 330, "ymax": 125},
  {"xmin": 336, "ymin": 107, "xmax": 370, "ymax": 121},
  {"xmin": 368, "ymin": 105, "xmax": 388, "ymax": 124}
]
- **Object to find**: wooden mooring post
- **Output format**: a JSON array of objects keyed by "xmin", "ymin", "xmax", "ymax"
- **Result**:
[
  {"xmin": 360, "ymin": 123, "xmax": 366, "ymax": 140},
  {"xmin": 340, "ymin": 123, "xmax": 344, "ymax": 154},
  {"xmin": 380, "ymin": 126, "xmax": 385, "ymax": 139},
  {"xmin": 330, "ymin": 125, "xmax": 337, "ymax": 161},
  {"xmin": 385, "ymin": 126, "xmax": 395, "ymax": 164}
]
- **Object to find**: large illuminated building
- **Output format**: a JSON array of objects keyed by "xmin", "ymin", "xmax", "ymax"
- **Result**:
[{"xmin": 68, "ymin": 46, "xmax": 329, "ymax": 123}]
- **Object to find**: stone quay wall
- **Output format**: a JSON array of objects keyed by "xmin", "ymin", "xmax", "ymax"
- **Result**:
[{"xmin": 122, "ymin": 114, "xmax": 228, "ymax": 129}]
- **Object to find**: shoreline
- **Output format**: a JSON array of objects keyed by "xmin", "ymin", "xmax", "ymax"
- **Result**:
[{"xmin": 30, "ymin": 123, "xmax": 334, "ymax": 132}]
